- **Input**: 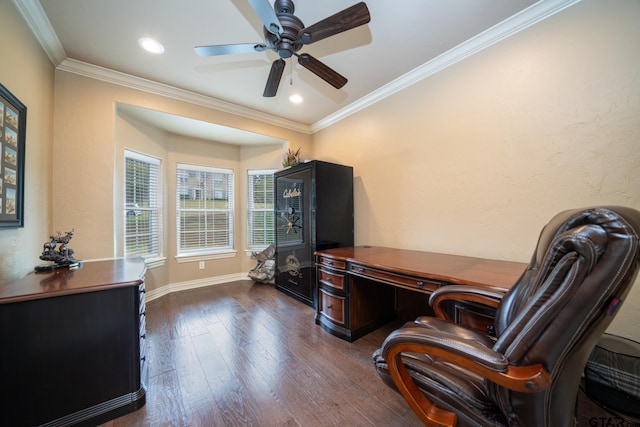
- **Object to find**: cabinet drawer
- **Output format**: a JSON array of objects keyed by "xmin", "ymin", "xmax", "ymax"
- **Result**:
[
  {"xmin": 139, "ymin": 295, "xmax": 146, "ymax": 316},
  {"xmin": 318, "ymin": 269, "xmax": 345, "ymax": 291},
  {"xmin": 139, "ymin": 285, "xmax": 146, "ymax": 311},
  {"xmin": 140, "ymin": 333, "xmax": 147, "ymax": 361},
  {"xmin": 349, "ymin": 263, "xmax": 441, "ymax": 293},
  {"xmin": 139, "ymin": 315, "xmax": 146, "ymax": 338},
  {"xmin": 317, "ymin": 256, "xmax": 346, "ymax": 271},
  {"xmin": 319, "ymin": 289, "xmax": 346, "ymax": 326}
]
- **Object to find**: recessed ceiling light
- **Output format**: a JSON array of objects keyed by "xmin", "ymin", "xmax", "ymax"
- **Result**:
[
  {"xmin": 138, "ymin": 37, "xmax": 165, "ymax": 54},
  {"xmin": 289, "ymin": 94, "xmax": 303, "ymax": 104}
]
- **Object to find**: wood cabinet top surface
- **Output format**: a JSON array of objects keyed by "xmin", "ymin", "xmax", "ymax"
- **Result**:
[
  {"xmin": 316, "ymin": 246, "xmax": 526, "ymax": 291},
  {"xmin": 0, "ymin": 258, "xmax": 146, "ymax": 304}
]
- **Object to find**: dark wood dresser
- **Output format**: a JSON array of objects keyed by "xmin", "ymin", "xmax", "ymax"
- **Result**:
[{"xmin": 0, "ymin": 258, "xmax": 147, "ymax": 426}]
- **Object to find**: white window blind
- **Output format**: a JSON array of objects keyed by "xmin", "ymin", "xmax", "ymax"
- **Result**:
[
  {"xmin": 124, "ymin": 150, "xmax": 161, "ymax": 258},
  {"xmin": 177, "ymin": 163, "xmax": 234, "ymax": 254},
  {"xmin": 248, "ymin": 169, "xmax": 275, "ymax": 249}
]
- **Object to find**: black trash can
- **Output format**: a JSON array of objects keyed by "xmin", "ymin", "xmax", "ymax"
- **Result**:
[{"xmin": 584, "ymin": 333, "xmax": 640, "ymax": 419}]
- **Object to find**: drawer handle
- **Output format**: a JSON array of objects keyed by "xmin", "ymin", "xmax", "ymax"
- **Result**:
[
  {"xmin": 326, "ymin": 276, "xmax": 332, "ymax": 282},
  {"xmin": 327, "ymin": 304, "xmax": 333, "ymax": 310},
  {"xmin": 327, "ymin": 260, "xmax": 333, "ymax": 265},
  {"xmin": 416, "ymin": 281, "xmax": 424, "ymax": 288},
  {"xmin": 357, "ymin": 267, "xmax": 364, "ymax": 273}
]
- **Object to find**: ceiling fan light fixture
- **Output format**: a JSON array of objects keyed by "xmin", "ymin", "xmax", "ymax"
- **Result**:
[
  {"xmin": 138, "ymin": 37, "xmax": 165, "ymax": 54},
  {"xmin": 289, "ymin": 93, "xmax": 303, "ymax": 104}
]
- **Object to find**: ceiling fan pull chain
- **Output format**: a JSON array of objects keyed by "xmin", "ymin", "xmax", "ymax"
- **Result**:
[{"xmin": 289, "ymin": 57, "xmax": 294, "ymax": 86}]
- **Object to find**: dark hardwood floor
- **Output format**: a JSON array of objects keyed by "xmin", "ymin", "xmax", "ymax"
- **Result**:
[{"xmin": 100, "ymin": 280, "xmax": 423, "ymax": 427}]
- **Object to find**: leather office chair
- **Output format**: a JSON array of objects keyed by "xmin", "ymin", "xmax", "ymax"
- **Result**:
[{"xmin": 373, "ymin": 206, "xmax": 640, "ymax": 427}]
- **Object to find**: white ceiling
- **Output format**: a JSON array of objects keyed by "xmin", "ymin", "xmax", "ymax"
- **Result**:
[{"xmin": 15, "ymin": 0, "xmax": 579, "ymax": 142}]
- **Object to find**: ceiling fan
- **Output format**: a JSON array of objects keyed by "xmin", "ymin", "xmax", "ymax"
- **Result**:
[{"xmin": 195, "ymin": 0, "xmax": 371, "ymax": 97}]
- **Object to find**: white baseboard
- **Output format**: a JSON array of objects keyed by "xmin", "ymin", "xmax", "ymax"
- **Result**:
[{"xmin": 146, "ymin": 272, "xmax": 251, "ymax": 302}]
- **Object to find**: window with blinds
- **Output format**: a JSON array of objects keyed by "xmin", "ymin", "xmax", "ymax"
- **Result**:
[
  {"xmin": 248, "ymin": 169, "xmax": 276, "ymax": 249},
  {"xmin": 124, "ymin": 150, "xmax": 161, "ymax": 258},
  {"xmin": 177, "ymin": 164, "xmax": 234, "ymax": 254}
]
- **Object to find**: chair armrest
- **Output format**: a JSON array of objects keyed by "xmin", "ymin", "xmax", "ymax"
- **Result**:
[
  {"xmin": 381, "ymin": 324, "xmax": 551, "ymax": 426},
  {"xmin": 381, "ymin": 324, "xmax": 551, "ymax": 392},
  {"xmin": 384, "ymin": 342, "xmax": 551, "ymax": 427},
  {"xmin": 429, "ymin": 285, "xmax": 506, "ymax": 321}
]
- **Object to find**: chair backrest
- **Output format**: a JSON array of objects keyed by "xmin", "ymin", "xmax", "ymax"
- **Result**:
[{"xmin": 490, "ymin": 207, "xmax": 640, "ymax": 426}]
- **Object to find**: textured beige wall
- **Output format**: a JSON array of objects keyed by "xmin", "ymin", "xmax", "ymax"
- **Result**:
[
  {"xmin": 239, "ymin": 144, "xmax": 285, "ymax": 273},
  {"xmin": 51, "ymin": 72, "xmax": 309, "ymax": 291},
  {"xmin": 115, "ymin": 112, "xmax": 284, "ymax": 290},
  {"xmin": 115, "ymin": 112, "xmax": 170, "ymax": 290},
  {"xmin": 0, "ymin": 1, "xmax": 54, "ymax": 285},
  {"xmin": 115, "ymin": 114, "xmax": 289, "ymax": 287},
  {"xmin": 312, "ymin": 0, "xmax": 640, "ymax": 339},
  {"xmin": 3, "ymin": 0, "xmax": 639, "ymax": 340},
  {"xmin": 52, "ymin": 72, "xmax": 312, "ymax": 263}
]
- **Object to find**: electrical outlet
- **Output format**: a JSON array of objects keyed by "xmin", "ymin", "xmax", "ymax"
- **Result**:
[{"xmin": 199, "ymin": 261, "xmax": 205, "ymax": 270}]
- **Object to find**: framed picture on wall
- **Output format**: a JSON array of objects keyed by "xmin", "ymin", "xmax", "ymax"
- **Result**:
[{"xmin": 0, "ymin": 83, "xmax": 26, "ymax": 228}]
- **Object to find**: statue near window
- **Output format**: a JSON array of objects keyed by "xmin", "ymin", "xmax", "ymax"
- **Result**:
[{"xmin": 248, "ymin": 244, "xmax": 276, "ymax": 284}]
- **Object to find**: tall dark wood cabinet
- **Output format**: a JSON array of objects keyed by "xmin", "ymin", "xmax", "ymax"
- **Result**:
[
  {"xmin": 274, "ymin": 160, "xmax": 354, "ymax": 307},
  {"xmin": 0, "ymin": 258, "xmax": 147, "ymax": 427}
]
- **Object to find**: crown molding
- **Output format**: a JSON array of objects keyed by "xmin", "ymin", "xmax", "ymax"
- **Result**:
[
  {"xmin": 12, "ymin": 0, "xmax": 310, "ymax": 135},
  {"xmin": 57, "ymin": 59, "xmax": 311, "ymax": 134},
  {"xmin": 12, "ymin": 0, "xmax": 66, "ymax": 65},
  {"xmin": 310, "ymin": 0, "xmax": 583, "ymax": 133},
  {"xmin": 14, "ymin": 0, "xmax": 581, "ymax": 136}
]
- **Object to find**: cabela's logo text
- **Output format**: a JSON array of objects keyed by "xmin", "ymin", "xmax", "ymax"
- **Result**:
[{"xmin": 283, "ymin": 188, "xmax": 301, "ymax": 199}]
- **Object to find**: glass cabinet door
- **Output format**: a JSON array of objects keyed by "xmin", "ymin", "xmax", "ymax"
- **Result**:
[
  {"xmin": 275, "ymin": 168, "xmax": 313, "ymax": 304},
  {"xmin": 276, "ymin": 175, "xmax": 305, "ymax": 246}
]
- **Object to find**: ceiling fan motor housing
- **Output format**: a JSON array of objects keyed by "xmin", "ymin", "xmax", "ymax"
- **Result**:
[
  {"xmin": 264, "ymin": 0, "xmax": 304, "ymax": 58},
  {"xmin": 275, "ymin": 0, "xmax": 294, "ymax": 14},
  {"xmin": 195, "ymin": 0, "xmax": 371, "ymax": 96}
]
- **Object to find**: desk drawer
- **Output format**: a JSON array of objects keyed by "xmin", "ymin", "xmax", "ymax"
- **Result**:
[
  {"xmin": 349, "ymin": 263, "xmax": 441, "ymax": 292},
  {"xmin": 453, "ymin": 301, "xmax": 497, "ymax": 333},
  {"xmin": 317, "ymin": 256, "xmax": 346, "ymax": 271},
  {"xmin": 318, "ymin": 269, "xmax": 345, "ymax": 291},
  {"xmin": 319, "ymin": 289, "xmax": 346, "ymax": 326}
]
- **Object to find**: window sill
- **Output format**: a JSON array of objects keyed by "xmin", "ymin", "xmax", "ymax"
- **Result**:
[
  {"xmin": 175, "ymin": 250, "xmax": 237, "ymax": 263},
  {"xmin": 143, "ymin": 256, "xmax": 166, "ymax": 269}
]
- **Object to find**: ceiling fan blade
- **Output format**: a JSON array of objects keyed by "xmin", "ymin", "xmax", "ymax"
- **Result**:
[
  {"xmin": 264, "ymin": 59, "xmax": 286, "ymax": 97},
  {"xmin": 299, "ymin": 2, "xmax": 370, "ymax": 45},
  {"xmin": 194, "ymin": 43, "xmax": 268, "ymax": 57},
  {"xmin": 297, "ymin": 53, "xmax": 347, "ymax": 89},
  {"xmin": 248, "ymin": 0, "xmax": 283, "ymax": 37}
]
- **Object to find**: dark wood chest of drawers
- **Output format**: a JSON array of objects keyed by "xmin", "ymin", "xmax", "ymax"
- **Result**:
[{"xmin": 0, "ymin": 258, "xmax": 147, "ymax": 426}]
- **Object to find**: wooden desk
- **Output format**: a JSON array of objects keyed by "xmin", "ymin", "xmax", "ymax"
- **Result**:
[
  {"xmin": 0, "ymin": 258, "xmax": 147, "ymax": 426},
  {"xmin": 315, "ymin": 246, "xmax": 527, "ymax": 342}
]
